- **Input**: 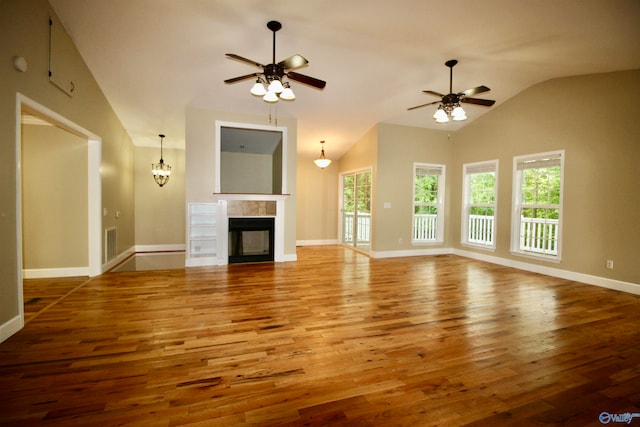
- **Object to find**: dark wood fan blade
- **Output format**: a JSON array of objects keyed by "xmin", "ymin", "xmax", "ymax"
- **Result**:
[
  {"xmin": 225, "ymin": 53, "xmax": 264, "ymax": 68},
  {"xmin": 408, "ymin": 101, "xmax": 440, "ymax": 111},
  {"xmin": 278, "ymin": 54, "xmax": 308, "ymax": 70},
  {"xmin": 460, "ymin": 85, "xmax": 490, "ymax": 97},
  {"xmin": 224, "ymin": 72, "xmax": 260, "ymax": 84},
  {"xmin": 461, "ymin": 97, "xmax": 496, "ymax": 106},
  {"xmin": 287, "ymin": 71, "xmax": 326, "ymax": 89},
  {"xmin": 422, "ymin": 90, "xmax": 445, "ymax": 98}
]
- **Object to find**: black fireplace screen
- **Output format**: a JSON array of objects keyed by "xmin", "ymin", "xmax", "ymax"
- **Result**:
[{"xmin": 228, "ymin": 217, "xmax": 275, "ymax": 263}]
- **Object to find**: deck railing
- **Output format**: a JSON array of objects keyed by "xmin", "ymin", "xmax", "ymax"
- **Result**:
[
  {"xmin": 343, "ymin": 212, "xmax": 371, "ymax": 243},
  {"xmin": 520, "ymin": 217, "xmax": 559, "ymax": 255},
  {"xmin": 413, "ymin": 214, "xmax": 438, "ymax": 241},
  {"xmin": 468, "ymin": 214, "xmax": 495, "ymax": 246},
  {"xmin": 345, "ymin": 213, "xmax": 558, "ymax": 255}
]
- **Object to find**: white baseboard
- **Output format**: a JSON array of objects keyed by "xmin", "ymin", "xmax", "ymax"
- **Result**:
[
  {"xmin": 296, "ymin": 239, "xmax": 339, "ymax": 246},
  {"xmin": 371, "ymin": 247, "xmax": 453, "ymax": 259},
  {"xmin": 23, "ymin": 267, "xmax": 90, "ymax": 279},
  {"xmin": 134, "ymin": 244, "xmax": 186, "ymax": 252},
  {"xmin": 453, "ymin": 248, "xmax": 640, "ymax": 296},
  {"xmin": 102, "ymin": 246, "xmax": 136, "ymax": 272},
  {"xmin": 283, "ymin": 253, "xmax": 298, "ymax": 262},
  {"xmin": 0, "ymin": 314, "xmax": 23, "ymax": 344}
]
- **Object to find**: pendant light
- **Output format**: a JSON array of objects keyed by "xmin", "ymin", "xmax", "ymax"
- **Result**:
[
  {"xmin": 313, "ymin": 140, "xmax": 332, "ymax": 169},
  {"xmin": 151, "ymin": 134, "xmax": 172, "ymax": 187}
]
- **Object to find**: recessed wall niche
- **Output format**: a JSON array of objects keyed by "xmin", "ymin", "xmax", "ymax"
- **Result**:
[{"xmin": 216, "ymin": 123, "xmax": 286, "ymax": 195}]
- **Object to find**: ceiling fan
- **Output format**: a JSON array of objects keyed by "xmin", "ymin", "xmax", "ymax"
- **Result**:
[
  {"xmin": 408, "ymin": 59, "xmax": 495, "ymax": 122},
  {"xmin": 224, "ymin": 20, "xmax": 326, "ymax": 102}
]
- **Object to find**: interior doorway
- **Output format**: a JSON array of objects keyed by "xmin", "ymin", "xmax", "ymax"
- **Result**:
[
  {"xmin": 340, "ymin": 169, "xmax": 372, "ymax": 253},
  {"xmin": 16, "ymin": 94, "xmax": 102, "ymax": 323}
]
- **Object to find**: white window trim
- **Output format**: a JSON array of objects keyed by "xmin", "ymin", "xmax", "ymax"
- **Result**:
[
  {"xmin": 461, "ymin": 159, "xmax": 498, "ymax": 251},
  {"xmin": 412, "ymin": 162, "xmax": 445, "ymax": 244},
  {"xmin": 510, "ymin": 150, "xmax": 565, "ymax": 262}
]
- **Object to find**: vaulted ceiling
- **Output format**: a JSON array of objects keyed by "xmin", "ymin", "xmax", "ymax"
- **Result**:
[{"xmin": 49, "ymin": 0, "xmax": 640, "ymax": 159}]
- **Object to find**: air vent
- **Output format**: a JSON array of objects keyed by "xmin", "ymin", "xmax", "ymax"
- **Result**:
[{"xmin": 105, "ymin": 227, "xmax": 117, "ymax": 262}]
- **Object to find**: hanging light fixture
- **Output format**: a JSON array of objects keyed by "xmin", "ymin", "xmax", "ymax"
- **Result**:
[
  {"xmin": 313, "ymin": 140, "xmax": 332, "ymax": 169},
  {"xmin": 151, "ymin": 134, "xmax": 172, "ymax": 187}
]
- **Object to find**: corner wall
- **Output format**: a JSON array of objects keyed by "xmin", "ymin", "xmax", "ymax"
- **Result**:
[
  {"xmin": 450, "ymin": 69, "xmax": 640, "ymax": 286},
  {"xmin": 1, "ymin": 0, "xmax": 134, "ymax": 340}
]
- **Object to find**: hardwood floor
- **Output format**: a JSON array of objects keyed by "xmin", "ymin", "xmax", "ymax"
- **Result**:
[{"xmin": 1, "ymin": 246, "xmax": 639, "ymax": 426}]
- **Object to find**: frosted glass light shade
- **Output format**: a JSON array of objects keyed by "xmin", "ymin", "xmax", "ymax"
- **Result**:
[
  {"xmin": 268, "ymin": 79, "xmax": 284, "ymax": 93},
  {"xmin": 250, "ymin": 82, "xmax": 267, "ymax": 96},
  {"xmin": 280, "ymin": 86, "xmax": 295, "ymax": 100},
  {"xmin": 452, "ymin": 105, "xmax": 467, "ymax": 121},
  {"xmin": 434, "ymin": 108, "xmax": 449, "ymax": 123},
  {"xmin": 314, "ymin": 158, "xmax": 332, "ymax": 168},
  {"xmin": 263, "ymin": 90, "xmax": 279, "ymax": 102}
]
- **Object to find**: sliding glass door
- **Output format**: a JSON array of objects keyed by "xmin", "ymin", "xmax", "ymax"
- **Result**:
[{"xmin": 340, "ymin": 169, "xmax": 372, "ymax": 252}]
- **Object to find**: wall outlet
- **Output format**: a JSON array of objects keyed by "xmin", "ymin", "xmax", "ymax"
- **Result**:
[{"xmin": 606, "ymin": 260, "xmax": 614, "ymax": 269}]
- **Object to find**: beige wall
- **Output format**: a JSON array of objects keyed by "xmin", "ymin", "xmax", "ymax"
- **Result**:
[
  {"xmin": 22, "ymin": 124, "xmax": 88, "ymax": 269},
  {"xmin": 450, "ymin": 69, "xmax": 640, "ymax": 284},
  {"xmin": 376, "ymin": 124, "xmax": 451, "ymax": 252},
  {"xmin": 296, "ymin": 156, "xmax": 339, "ymax": 243},
  {"xmin": 1, "ymin": 0, "xmax": 134, "ymax": 330},
  {"xmin": 185, "ymin": 108, "xmax": 297, "ymax": 256},
  {"xmin": 134, "ymin": 146, "xmax": 185, "ymax": 246},
  {"xmin": 221, "ymin": 152, "xmax": 273, "ymax": 194}
]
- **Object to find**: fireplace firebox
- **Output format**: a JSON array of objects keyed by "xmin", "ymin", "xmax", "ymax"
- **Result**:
[{"xmin": 228, "ymin": 217, "xmax": 275, "ymax": 263}]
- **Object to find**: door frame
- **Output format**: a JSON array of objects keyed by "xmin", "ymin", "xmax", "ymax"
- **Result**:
[
  {"xmin": 15, "ymin": 93, "xmax": 102, "ymax": 322},
  {"xmin": 338, "ymin": 167, "xmax": 372, "ymax": 253}
]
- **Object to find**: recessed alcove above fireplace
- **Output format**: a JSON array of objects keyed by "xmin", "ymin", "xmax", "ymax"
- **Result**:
[{"xmin": 216, "ymin": 122, "xmax": 287, "ymax": 195}]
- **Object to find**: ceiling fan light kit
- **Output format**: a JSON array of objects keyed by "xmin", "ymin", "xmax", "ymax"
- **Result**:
[
  {"xmin": 224, "ymin": 20, "xmax": 326, "ymax": 104},
  {"xmin": 409, "ymin": 59, "xmax": 496, "ymax": 123}
]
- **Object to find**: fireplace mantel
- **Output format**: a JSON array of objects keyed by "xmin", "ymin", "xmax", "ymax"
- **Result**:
[{"xmin": 213, "ymin": 193, "xmax": 290, "ymax": 201}]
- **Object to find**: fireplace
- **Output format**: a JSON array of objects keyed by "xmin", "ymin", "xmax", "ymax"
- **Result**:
[{"xmin": 228, "ymin": 217, "xmax": 275, "ymax": 263}]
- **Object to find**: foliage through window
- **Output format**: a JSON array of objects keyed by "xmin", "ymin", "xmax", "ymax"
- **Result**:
[
  {"xmin": 511, "ymin": 151, "xmax": 564, "ymax": 259},
  {"xmin": 413, "ymin": 163, "xmax": 445, "ymax": 242},
  {"xmin": 462, "ymin": 161, "xmax": 497, "ymax": 248}
]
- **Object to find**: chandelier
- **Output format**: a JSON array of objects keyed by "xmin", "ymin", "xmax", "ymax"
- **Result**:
[
  {"xmin": 151, "ymin": 134, "xmax": 171, "ymax": 187},
  {"xmin": 313, "ymin": 140, "xmax": 332, "ymax": 168}
]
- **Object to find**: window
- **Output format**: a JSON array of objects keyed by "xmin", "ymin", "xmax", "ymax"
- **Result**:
[
  {"xmin": 511, "ymin": 151, "xmax": 564, "ymax": 260},
  {"xmin": 413, "ymin": 163, "xmax": 445, "ymax": 243},
  {"xmin": 462, "ymin": 160, "xmax": 498, "ymax": 249}
]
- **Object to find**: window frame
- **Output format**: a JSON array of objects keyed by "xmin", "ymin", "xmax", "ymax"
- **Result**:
[
  {"xmin": 412, "ymin": 162, "xmax": 445, "ymax": 244},
  {"xmin": 461, "ymin": 159, "xmax": 498, "ymax": 250},
  {"xmin": 510, "ymin": 150, "xmax": 565, "ymax": 261}
]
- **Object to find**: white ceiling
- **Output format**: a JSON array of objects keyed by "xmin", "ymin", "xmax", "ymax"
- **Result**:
[{"xmin": 49, "ymin": 0, "xmax": 640, "ymax": 159}]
